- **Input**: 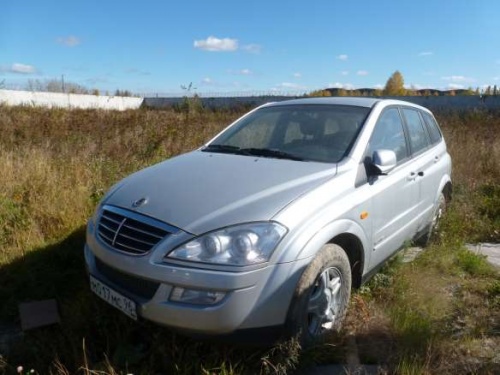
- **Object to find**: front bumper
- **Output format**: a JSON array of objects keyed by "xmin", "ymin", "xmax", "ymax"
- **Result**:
[{"xmin": 84, "ymin": 236, "xmax": 309, "ymax": 335}]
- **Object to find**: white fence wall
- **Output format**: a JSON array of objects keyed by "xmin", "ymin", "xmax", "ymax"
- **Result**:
[{"xmin": 0, "ymin": 89, "xmax": 143, "ymax": 110}]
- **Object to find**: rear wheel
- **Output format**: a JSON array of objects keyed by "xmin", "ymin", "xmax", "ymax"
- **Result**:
[
  {"xmin": 416, "ymin": 192, "xmax": 446, "ymax": 247},
  {"xmin": 286, "ymin": 244, "xmax": 351, "ymax": 346}
]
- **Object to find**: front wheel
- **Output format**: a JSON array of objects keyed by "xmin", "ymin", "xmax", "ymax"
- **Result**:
[{"xmin": 285, "ymin": 244, "xmax": 351, "ymax": 346}]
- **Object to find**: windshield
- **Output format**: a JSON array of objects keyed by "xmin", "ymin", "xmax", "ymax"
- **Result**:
[{"xmin": 203, "ymin": 104, "xmax": 371, "ymax": 163}]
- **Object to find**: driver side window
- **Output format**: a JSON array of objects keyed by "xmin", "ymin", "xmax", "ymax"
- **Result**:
[{"xmin": 367, "ymin": 108, "xmax": 408, "ymax": 163}]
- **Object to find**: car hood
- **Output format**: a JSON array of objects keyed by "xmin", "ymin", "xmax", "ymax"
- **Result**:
[{"xmin": 105, "ymin": 150, "xmax": 337, "ymax": 235}]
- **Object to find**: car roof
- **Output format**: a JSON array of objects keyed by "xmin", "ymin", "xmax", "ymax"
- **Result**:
[
  {"xmin": 263, "ymin": 97, "xmax": 429, "ymax": 111},
  {"xmin": 266, "ymin": 97, "xmax": 381, "ymax": 108}
]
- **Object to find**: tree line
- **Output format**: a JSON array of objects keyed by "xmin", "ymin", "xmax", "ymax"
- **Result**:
[{"xmin": 309, "ymin": 71, "xmax": 499, "ymax": 97}]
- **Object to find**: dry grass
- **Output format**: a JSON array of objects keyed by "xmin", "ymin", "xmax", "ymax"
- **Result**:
[{"xmin": 0, "ymin": 104, "xmax": 499, "ymax": 374}]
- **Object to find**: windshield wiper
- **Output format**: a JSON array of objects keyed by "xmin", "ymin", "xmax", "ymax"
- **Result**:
[
  {"xmin": 202, "ymin": 144, "xmax": 246, "ymax": 154},
  {"xmin": 240, "ymin": 148, "xmax": 305, "ymax": 161},
  {"xmin": 203, "ymin": 145, "xmax": 304, "ymax": 161}
]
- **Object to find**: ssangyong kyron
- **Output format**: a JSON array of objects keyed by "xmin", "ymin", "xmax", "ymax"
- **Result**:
[{"xmin": 85, "ymin": 98, "xmax": 452, "ymax": 344}]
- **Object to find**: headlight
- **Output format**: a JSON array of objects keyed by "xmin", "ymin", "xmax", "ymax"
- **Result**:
[{"xmin": 165, "ymin": 222, "xmax": 287, "ymax": 266}]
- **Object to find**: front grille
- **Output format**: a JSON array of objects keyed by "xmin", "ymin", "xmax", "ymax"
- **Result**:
[
  {"xmin": 97, "ymin": 207, "xmax": 170, "ymax": 255},
  {"xmin": 95, "ymin": 257, "xmax": 160, "ymax": 300}
]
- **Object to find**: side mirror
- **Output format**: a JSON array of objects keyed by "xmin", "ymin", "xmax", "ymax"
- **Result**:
[{"xmin": 371, "ymin": 149, "xmax": 397, "ymax": 175}]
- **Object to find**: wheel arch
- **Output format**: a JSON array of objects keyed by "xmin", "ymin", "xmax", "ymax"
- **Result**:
[
  {"xmin": 293, "ymin": 219, "xmax": 369, "ymax": 290},
  {"xmin": 437, "ymin": 175, "xmax": 452, "ymax": 203},
  {"xmin": 329, "ymin": 233, "xmax": 364, "ymax": 289},
  {"xmin": 443, "ymin": 180, "xmax": 452, "ymax": 202}
]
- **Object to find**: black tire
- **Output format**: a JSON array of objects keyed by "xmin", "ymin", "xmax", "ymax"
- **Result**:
[
  {"xmin": 285, "ymin": 244, "xmax": 351, "ymax": 346},
  {"xmin": 415, "ymin": 192, "xmax": 447, "ymax": 247}
]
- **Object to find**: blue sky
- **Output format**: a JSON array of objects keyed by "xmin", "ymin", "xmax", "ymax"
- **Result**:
[{"xmin": 1, "ymin": 0, "xmax": 500, "ymax": 95}]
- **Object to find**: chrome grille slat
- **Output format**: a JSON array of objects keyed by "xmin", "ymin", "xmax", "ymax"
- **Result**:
[
  {"xmin": 97, "ymin": 207, "xmax": 170, "ymax": 255},
  {"xmin": 121, "ymin": 223, "xmax": 164, "ymax": 239},
  {"xmin": 117, "ymin": 231, "xmax": 157, "ymax": 246},
  {"xmin": 99, "ymin": 222, "xmax": 117, "ymax": 233},
  {"xmin": 115, "ymin": 241, "xmax": 143, "ymax": 255},
  {"xmin": 101, "ymin": 215, "xmax": 122, "ymax": 225},
  {"xmin": 113, "ymin": 241, "xmax": 146, "ymax": 254},
  {"xmin": 98, "ymin": 231, "xmax": 114, "ymax": 243}
]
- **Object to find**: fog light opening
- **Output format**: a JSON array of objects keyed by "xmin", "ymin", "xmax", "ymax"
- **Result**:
[{"xmin": 170, "ymin": 287, "xmax": 226, "ymax": 305}]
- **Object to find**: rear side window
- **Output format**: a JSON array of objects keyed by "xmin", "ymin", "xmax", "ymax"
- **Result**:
[
  {"xmin": 402, "ymin": 108, "xmax": 430, "ymax": 155},
  {"xmin": 421, "ymin": 111, "xmax": 442, "ymax": 145}
]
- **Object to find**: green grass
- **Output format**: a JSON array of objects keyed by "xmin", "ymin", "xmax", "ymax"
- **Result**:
[{"xmin": 0, "ymin": 105, "xmax": 499, "ymax": 374}]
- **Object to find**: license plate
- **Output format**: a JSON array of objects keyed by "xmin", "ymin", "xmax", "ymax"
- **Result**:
[{"xmin": 90, "ymin": 275, "xmax": 137, "ymax": 320}]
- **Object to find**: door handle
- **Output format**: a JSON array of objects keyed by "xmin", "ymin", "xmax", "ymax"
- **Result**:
[
  {"xmin": 418, "ymin": 171, "xmax": 424, "ymax": 177},
  {"xmin": 407, "ymin": 172, "xmax": 417, "ymax": 181},
  {"xmin": 434, "ymin": 156, "xmax": 440, "ymax": 163}
]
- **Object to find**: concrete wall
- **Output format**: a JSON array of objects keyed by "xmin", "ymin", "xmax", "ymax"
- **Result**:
[
  {"xmin": 0, "ymin": 89, "xmax": 143, "ymax": 110},
  {"xmin": 142, "ymin": 96, "xmax": 294, "ymax": 109},
  {"xmin": 143, "ymin": 95, "xmax": 500, "ymax": 110}
]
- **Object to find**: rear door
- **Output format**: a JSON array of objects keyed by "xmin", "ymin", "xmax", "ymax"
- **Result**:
[{"xmin": 400, "ymin": 107, "xmax": 436, "ymax": 230}]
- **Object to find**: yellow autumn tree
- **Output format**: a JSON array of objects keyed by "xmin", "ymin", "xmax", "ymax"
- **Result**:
[
  {"xmin": 383, "ymin": 71, "xmax": 406, "ymax": 96},
  {"xmin": 308, "ymin": 89, "xmax": 332, "ymax": 97}
]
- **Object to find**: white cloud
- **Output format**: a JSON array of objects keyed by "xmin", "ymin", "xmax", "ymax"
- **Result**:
[
  {"xmin": 357, "ymin": 70, "xmax": 368, "ymax": 76},
  {"xmin": 57, "ymin": 35, "xmax": 81, "ymax": 47},
  {"xmin": 328, "ymin": 82, "xmax": 354, "ymax": 90},
  {"xmin": 194, "ymin": 36, "xmax": 238, "ymax": 52},
  {"xmin": 232, "ymin": 81, "xmax": 250, "ymax": 89},
  {"xmin": 337, "ymin": 54, "xmax": 348, "ymax": 61},
  {"xmin": 125, "ymin": 68, "xmax": 150, "ymax": 76},
  {"xmin": 228, "ymin": 69, "xmax": 253, "ymax": 75},
  {"xmin": 374, "ymin": 84, "xmax": 384, "ymax": 89},
  {"xmin": 406, "ymin": 83, "xmax": 426, "ymax": 90},
  {"xmin": 201, "ymin": 77, "xmax": 214, "ymax": 85},
  {"xmin": 418, "ymin": 51, "xmax": 433, "ymax": 56},
  {"xmin": 341, "ymin": 71, "xmax": 349, "ymax": 76},
  {"xmin": 5, "ymin": 63, "xmax": 37, "ymax": 74},
  {"xmin": 441, "ymin": 75, "xmax": 475, "ymax": 83},
  {"xmin": 242, "ymin": 44, "xmax": 262, "ymax": 54},
  {"xmin": 447, "ymin": 83, "xmax": 464, "ymax": 89},
  {"xmin": 276, "ymin": 82, "xmax": 307, "ymax": 90},
  {"xmin": 493, "ymin": 76, "xmax": 499, "ymax": 81},
  {"xmin": 293, "ymin": 72, "xmax": 302, "ymax": 78}
]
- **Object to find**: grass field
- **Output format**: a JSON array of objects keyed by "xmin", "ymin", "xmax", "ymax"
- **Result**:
[{"xmin": 0, "ymin": 104, "xmax": 499, "ymax": 374}]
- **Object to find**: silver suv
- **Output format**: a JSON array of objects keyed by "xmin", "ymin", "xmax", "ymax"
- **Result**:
[{"xmin": 85, "ymin": 98, "xmax": 452, "ymax": 344}]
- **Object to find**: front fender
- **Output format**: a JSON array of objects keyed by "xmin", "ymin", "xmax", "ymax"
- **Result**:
[{"xmin": 280, "ymin": 219, "xmax": 370, "ymax": 274}]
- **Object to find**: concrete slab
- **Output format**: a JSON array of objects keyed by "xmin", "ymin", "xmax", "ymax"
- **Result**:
[
  {"xmin": 466, "ymin": 243, "xmax": 500, "ymax": 268},
  {"xmin": 303, "ymin": 364, "xmax": 381, "ymax": 374},
  {"xmin": 19, "ymin": 299, "xmax": 60, "ymax": 331},
  {"xmin": 401, "ymin": 247, "xmax": 424, "ymax": 263}
]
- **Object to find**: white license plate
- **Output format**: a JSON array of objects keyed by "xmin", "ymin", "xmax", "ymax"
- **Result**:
[{"xmin": 90, "ymin": 275, "xmax": 137, "ymax": 320}]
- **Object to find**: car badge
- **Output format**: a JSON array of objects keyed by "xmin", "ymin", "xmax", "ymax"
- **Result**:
[{"xmin": 132, "ymin": 197, "xmax": 148, "ymax": 208}]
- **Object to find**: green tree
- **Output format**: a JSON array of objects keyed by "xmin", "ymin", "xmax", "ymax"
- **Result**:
[
  {"xmin": 461, "ymin": 87, "xmax": 475, "ymax": 96},
  {"xmin": 383, "ymin": 71, "xmax": 406, "ymax": 96}
]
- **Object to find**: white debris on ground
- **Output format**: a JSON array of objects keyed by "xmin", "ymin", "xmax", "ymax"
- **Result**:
[
  {"xmin": 401, "ymin": 244, "xmax": 500, "ymax": 268},
  {"xmin": 401, "ymin": 247, "xmax": 425, "ymax": 263},
  {"xmin": 466, "ymin": 243, "xmax": 500, "ymax": 268}
]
